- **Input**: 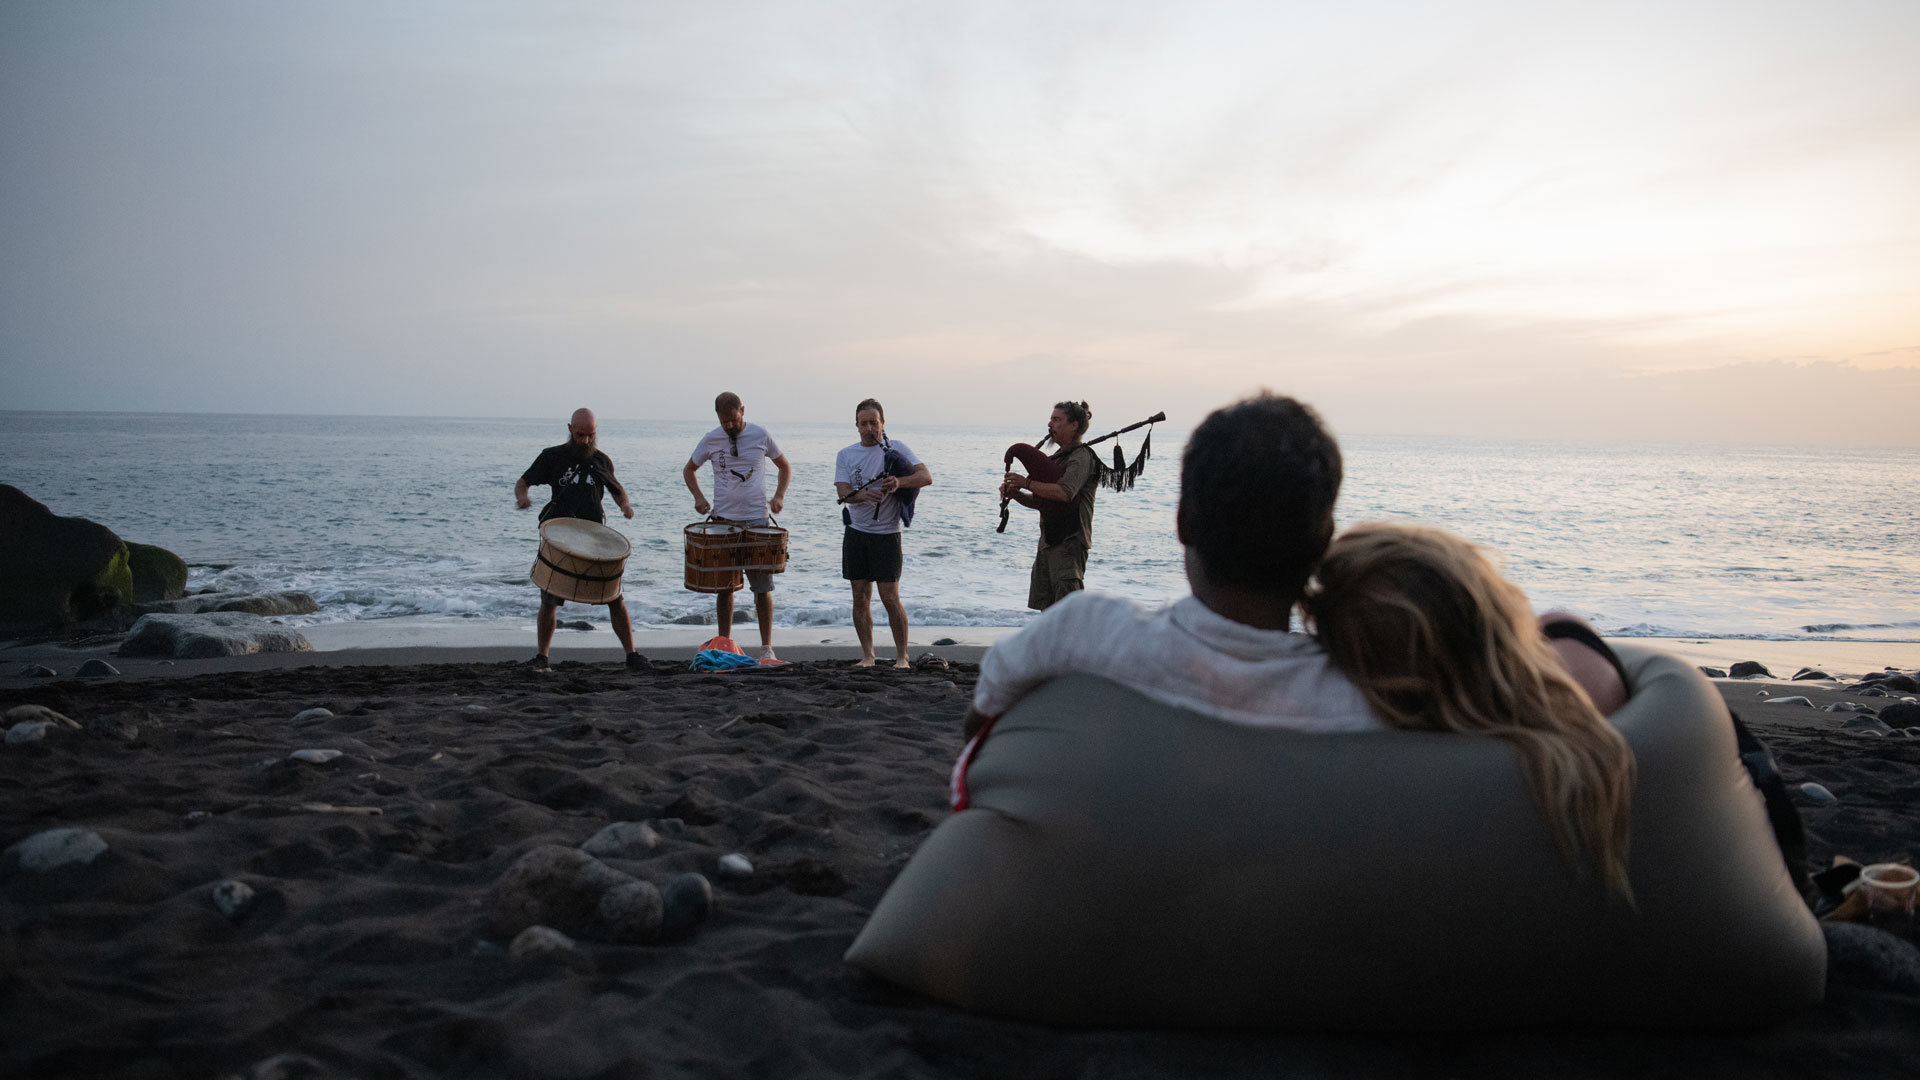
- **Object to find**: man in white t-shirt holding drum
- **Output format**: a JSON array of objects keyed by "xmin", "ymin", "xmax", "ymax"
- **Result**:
[
  {"xmin": 683, "ymin": 391, "xmax": 793, "ymax": 664},
  {"xmin": 834, "ymin": 398, "xmax": 934, "ymax": 668}
]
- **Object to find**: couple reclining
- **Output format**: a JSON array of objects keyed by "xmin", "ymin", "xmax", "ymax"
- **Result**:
[{"xmin": 961, "ymin": 392, "xmax": 1637, "ymax": 898}]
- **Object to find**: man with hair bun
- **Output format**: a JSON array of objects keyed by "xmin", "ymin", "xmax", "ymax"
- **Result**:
[
  {"xmin": 964, "ymin": 391, "xmax": 1375, "ymax": 742},
  {"xmin": 835, "ymin": 398, "xmax": 933, "ymax": 667},
  {"xmin": 999, "ymin": 400, "xmax": 1101, "ymax": 611}
]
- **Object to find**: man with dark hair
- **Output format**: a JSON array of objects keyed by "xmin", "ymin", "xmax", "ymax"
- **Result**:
[
  {"xmin": 999, "ymin": 400, "xmax": 1100, "ymax": 610},
  {"xmin": 964, "ymin": 392, "xmax": 1374, "ymax": 737},
  {"xmin": 515, "ymin": 407, "xmax": 645, "ymax": 672},
  {"xmin": 835, "ymin": 398, "xmax": 933, "ymax": 668},
  {"xmin": 683, "ymin": 391, "xmax": 793, "ymax": 663}
]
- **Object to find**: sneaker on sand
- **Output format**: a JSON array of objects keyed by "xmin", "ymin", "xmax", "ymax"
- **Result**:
[
  {"xmin": 625, "ymin": 651, "xmax": 647, "ymax": 671},
  {"xmin": 528, "ymin": 654, "xmax": 551, "ymax": 671},
  {"xmin": 758, "ymin": 649, "xmax": 788, "ymax": 667}
]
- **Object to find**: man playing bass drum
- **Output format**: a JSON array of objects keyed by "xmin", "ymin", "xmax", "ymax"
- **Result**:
[{"xmin": 1001, "ymin": 401, "xmax": 1100, "ymax": 611}]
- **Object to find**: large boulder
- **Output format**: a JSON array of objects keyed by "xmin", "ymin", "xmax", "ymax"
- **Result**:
[
  {"xmin": 211, "ymin": 590, "xmax": 319, "ymax": 616},
  {"xmin": 0, "ymin": 486, "xmax": 132, "ymax": 626},
  {"xmin": 124, "ymin": 542, "xmax": 188, "ymax": 602},
  {"xmin": 117, "ymin": 612, "xmax": 314, "ymax": 658}
]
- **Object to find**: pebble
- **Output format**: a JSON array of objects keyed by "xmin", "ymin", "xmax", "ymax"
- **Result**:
[
  {"xmin": 1697, "ymin": 666, "xmax": 1728, "ymax": 678},
  {"xmin": 1861, "ymin": 688, "xmax": 1888, "ymax": 697},
  {"xmin": 1729, "ymin": 661, "xmax": 1772, "ymax": 678},
  {"xmin": 185, "ymin": 810, "xmax": 211, "ymax": 823},
  {"xmin": 1876, "ymin": 674, "xmax": 1920, "ymax": 693},
  {"xmin": 1763, "ymin": 696, "xmax": 1814, "ymax": 707},
  {"xmin": 1842, "ymin": 714, "xmax": 1894, "ymax": 733},
  {"xmin": 717, "ymin": 853, "xmax": 754, "ymax": 879},
  {"xmin": 661, "ymin": 873, "xmax": 715, "ymax": 939},
  {"xmin": 1825, "ymin": 702, "xmax": 1873, "ymax": 713},
  {"xmin": 290, "ymin": 708, "xmax": 333, "ymax": 723},
  {"xmin": 6, "ymin": 722, "xmax": 49, "ymax": 744},
  {"xmin": 509, "ymin": 925, "xmax": 583, "ymax": 962},
  {"xmin": 1791, "ymin": 668, "xmax": 1831, "ymax": 681},
  {"xmin": 1798, "ymin": 782, "xmax": 1836, "ymax": 802},
  {"xmin": 595, "ymin": 881, "xmax": 664, "ymax": 941},
  {"xmin": 4, "ymin": 827, "xmax": 108, "ymax": 871},
  {"xmin": 464, "ymin": 703, "xmax": 489, "ymax": 712},
  {"xmin": 75, "ymin": 659, "xmax": 120, "ymax": 677},
  {"xmin": 16, "ymin": 664, "xmax": 57, "ymax": 678},
  {"xmin": 1885, "ymin": 703, "xmax": 1920, "ymax": 727},
  {"xmin": 5, "ymin": 705, "xmax": 81, "ymax": 729},
  {"xmin": 932, "ymin": 637, "xmax": 958, "ymax": 647},
  {"xmin": 211, "ymin": 878, "xmax": 256, "ymax": 921},
  {"xmin": 581, "ymin": 822, "xmax": 661, "ymax": 859},
  {"xmin": 287, "ymin": 748, "xmax": 343, "ymax": 764}
]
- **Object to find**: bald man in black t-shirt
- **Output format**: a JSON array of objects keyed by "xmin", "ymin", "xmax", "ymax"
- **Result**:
[{"xmin": 515, "ymin": 407, "xmax": 643, "ymax": 672}]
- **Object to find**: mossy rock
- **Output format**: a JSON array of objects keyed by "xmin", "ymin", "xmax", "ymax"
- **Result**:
[
  {"xmin": 0, "ymin": 485, "xmax": 132, "ymax": 626},
  {"xmin": 126, "ymin": 542, "xmax": 189, "ymax": 601}
]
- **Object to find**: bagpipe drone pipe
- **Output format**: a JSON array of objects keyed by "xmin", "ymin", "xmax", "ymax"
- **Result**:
[{"xmin": 997, "ymin": 412, "xmax": 1165, "ymax": 535}]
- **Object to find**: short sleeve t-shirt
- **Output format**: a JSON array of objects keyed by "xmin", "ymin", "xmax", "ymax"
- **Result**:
[
  {"xmin": 1044, "ymin": 444, "xmax": 1098, "ymax": 548},
  {"xmin": 520, "ymin": 445, "xmax": 618, "ymax": 523},
  {"xmin": 690, "ymin": 423, "xmax": 782, "ymax": 520},
  {"xmin": 835, "ymin": 439, "xmax": 922, "ymax": 534}
]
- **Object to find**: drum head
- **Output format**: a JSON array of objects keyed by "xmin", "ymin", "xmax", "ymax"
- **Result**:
[
  {"xmin": 541, "ymin": 518, "xmax": 632, "ymax": 560},
  {"xmin": 686, "ymin": 522, "xmax": 742, "ymax": 538}
]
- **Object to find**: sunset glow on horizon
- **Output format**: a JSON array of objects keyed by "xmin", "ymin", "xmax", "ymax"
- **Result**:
[{"xmin": 3, "ymin": 0, "xmax": 1916, "ymax": 444}]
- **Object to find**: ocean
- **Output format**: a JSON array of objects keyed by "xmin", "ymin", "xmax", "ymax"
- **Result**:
[{"xmin": 4, "ymin": 412, "xmax": 1918, "ymax": 643}]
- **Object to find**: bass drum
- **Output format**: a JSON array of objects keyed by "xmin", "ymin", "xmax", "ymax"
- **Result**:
[{"xmin": 530, "ymin": 518, "xmax": 632, "ymax": 604}]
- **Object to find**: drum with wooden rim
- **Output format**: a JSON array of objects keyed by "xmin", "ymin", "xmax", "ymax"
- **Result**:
[
  {"xmin": 684, "ymin": 521, "xmax": 745, "ymax": 593},
  {"xmin": 530, "ymin": 518, "xmax": 632, "ymax": 604},
  {"xmin": 738, "ymin": 523, "xmax": 789, "ymax": 574}
]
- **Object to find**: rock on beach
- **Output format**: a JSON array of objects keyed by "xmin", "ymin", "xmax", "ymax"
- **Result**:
[
  {"xmin": 487, "ymin": 845, "xmax": 663, "ymax": 944},
  {"xmin": 3, "ymin": 827, "xmax": 108, "ymax": 873},
  {"xmin": 118, "ymin": 612, "xmax": 314, "ymax": 659}
]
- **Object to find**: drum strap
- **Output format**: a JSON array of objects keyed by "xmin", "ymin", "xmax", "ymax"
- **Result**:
[{"xmin": 537, "ymin": 551, "xmax": 623, "ymax": 582}]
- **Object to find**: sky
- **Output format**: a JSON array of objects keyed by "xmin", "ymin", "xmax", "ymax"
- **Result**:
[{"xmin": 3, "ymin": 0, "xmax": 1918, "ymax": 445}]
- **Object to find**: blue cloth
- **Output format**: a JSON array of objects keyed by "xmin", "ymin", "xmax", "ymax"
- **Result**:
[{"xmin": 689, "ymin": 648, "xmax": 759, "ymax": 672}]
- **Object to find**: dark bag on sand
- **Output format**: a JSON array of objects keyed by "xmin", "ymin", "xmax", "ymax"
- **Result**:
[{"xmin": 1728, "ymin": 711, "xmax": 1814, "ymax": 904}]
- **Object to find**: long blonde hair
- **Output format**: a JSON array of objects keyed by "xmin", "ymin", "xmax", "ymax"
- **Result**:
[{"xmin": 1304, "ymin": 523, "xmax": 1636, "ymax": 902}]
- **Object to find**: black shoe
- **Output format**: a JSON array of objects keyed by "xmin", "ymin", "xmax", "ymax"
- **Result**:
[
  {"xmin": 529, "ymin": 654, "xmax": 551, "ymax": 671},
  {"xmin": 625, "ymin": 651, "xmax": 647, "ymax": 671}
]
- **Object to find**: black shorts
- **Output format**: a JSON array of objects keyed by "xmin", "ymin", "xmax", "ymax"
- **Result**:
[{"xmin": 842, "ymin": 528, "xmax": 903, "ymax": 583}]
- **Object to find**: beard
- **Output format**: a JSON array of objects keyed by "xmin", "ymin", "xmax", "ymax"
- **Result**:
[{"xmin": 563, "ymin": 439, "xmax": 596, "ymax": 464}]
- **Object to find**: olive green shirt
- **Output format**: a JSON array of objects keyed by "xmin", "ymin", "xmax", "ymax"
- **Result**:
[{"xmin": 1047, "ymin": 444, "xmax": 1098, "ymax": 549}]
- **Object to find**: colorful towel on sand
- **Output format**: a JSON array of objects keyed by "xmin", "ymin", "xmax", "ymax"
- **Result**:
[{"xmin": 689, "ymin": 648, "xmax": 759, "ymax": 672}]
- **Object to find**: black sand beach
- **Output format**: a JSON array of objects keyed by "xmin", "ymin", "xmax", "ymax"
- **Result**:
[{"xmin": 4, "ymin": 653, "xmax": 1919, "ymax": 1079}]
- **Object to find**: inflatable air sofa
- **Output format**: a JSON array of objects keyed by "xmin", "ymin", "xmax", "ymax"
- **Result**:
[{"xmin": 845, "ymin": 645, "xmax": 1825, "ymax": 1030}]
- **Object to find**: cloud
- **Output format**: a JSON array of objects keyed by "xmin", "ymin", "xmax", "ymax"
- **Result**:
[{"xmin": 1, "ymin": 1, "xmax": 1916, "ymax": 444}]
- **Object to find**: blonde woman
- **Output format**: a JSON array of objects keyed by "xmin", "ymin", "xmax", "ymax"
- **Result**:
[{"xmin": 1303, "ymin": 523, "xmax": 1637, "ymax": 902}]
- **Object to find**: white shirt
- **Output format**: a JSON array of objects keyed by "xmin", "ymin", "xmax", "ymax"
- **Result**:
[
  {"xmin": 972, "ymin": 591, "xmax": 1381, "ymax": 732},
  {"xmin": 835, "ymin": 439, "xmax": 922, "ymax": 534},
  {"xmin": 690, "ymin": 423, "xmax": 782, "ymax": 521}
]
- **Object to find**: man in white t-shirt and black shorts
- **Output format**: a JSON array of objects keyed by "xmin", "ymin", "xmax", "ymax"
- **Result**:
[
  {"xmin": 834, "ymin": 398, "xmax": 933, "ymax": 668},
  {"xmin": 683, "ymin": 391, "xmax": 793, "ymax": 664}
]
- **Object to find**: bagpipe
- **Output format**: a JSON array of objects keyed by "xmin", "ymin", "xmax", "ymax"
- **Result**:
[
  {"xmin": 997, "ymin": 411, "xmax": 1165, "ymax": 536},
  {"xmin": 836, "ymin": 438, "xmax": 922, "ymax": 527}
]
